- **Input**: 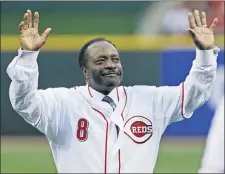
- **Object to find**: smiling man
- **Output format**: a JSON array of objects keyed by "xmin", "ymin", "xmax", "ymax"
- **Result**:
[
  {"xmin": 78, "ymin": 38, "xmax": 123, "ymax": 95},
  {"xmin": 7, "ymin": 9, "xmax": 220, "ymax": 173}
]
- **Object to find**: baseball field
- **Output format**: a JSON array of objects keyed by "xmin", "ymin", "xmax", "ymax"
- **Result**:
[{"xmin": 1, "ymin": 136, "xmax": 205, "ymax": 173}]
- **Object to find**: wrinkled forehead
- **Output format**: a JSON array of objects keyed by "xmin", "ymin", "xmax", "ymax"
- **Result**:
[{"xmin": 86, "ymin": 41, "xmax": 119, "ymax": 58}]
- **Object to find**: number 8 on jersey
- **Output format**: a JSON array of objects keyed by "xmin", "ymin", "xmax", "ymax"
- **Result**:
[{"xmin": 77, "ymin": 118, "xmax": 89, "ymax": 141}]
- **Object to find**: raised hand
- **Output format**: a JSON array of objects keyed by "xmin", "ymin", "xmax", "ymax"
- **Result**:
[
  {"xmin": 19, "ymin": 9, "xmax": 52, "ymax": 51},
  {"xmin": 187, "ymin": 10, "xmax": 218, "ymax": 50}
]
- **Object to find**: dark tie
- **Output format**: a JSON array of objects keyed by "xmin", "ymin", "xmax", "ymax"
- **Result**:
[
  {"xmin": 102, "ymin": 96, "xmax": 120, "ymax": 136},
  {"xmin": 102, "ymin": 96, "xmax": 117, "ymax": 111}
]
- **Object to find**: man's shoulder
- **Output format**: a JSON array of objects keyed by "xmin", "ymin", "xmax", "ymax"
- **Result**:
[
  {"xmin": 40, "ymin": 85, "xmax": 86, "ymax": 97},
  {"xmin": 119, "ymin": 85, "xmax": 157, "ymax": 94},
  {"xmin": 119, "ymin": 85, "xmax": 157, "ymax": 89}
]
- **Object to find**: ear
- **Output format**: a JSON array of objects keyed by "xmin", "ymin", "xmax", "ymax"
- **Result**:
[{"xmin": 82, "ymin": 67, "xmax": 90, "ymax": 79}]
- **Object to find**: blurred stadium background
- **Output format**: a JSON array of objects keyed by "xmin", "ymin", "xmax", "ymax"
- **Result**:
[{"xmin": 1, "ymin": 1, "xmax": 224, "ymax": 173}]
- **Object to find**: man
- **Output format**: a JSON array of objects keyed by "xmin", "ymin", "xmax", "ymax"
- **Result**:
[
  {"xmin": 198, "ymin": 97, "xmax": 224, "ymax": 173},
  {"xmin": 7, "ymin": 9, "xmax": 219, "ymax": 173}
]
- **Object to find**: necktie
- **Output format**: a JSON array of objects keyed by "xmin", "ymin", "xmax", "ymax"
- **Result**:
[
  {"xmin": 102, "ymin": 96, "xmax": 117, "ymax": 111},
  {"xmin": 102, "ymin": 96, "xmax": 120, "ymax": 136}
]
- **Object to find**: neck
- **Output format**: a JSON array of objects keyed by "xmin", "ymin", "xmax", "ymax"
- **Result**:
[
  {"xmin": 89, "ymin": 85, "xmax": 114, "ymax": 96},
  {"xmin": 99, "ymin": 90, "xmax": 111, "ymax": 95}
]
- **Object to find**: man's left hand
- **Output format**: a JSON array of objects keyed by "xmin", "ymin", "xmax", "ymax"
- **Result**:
[{"xmin": 187, "ymin": 10, "xmax": 218, "ymax": 50}]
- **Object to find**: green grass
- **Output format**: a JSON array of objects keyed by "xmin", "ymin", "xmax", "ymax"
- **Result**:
[
  {"xmin": 1, "ymin": 138, "xmax": 204, "ymax": 173},
  {"xmin": 1, "ymin": 147, "xmax": 56, "ymax": 173},
  {"xmin": 155, "ymin": 145, "xmax": 204, "ymax": 173}
]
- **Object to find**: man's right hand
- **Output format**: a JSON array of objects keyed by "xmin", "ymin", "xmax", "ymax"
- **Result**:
[{"xmin": 19, "ymin": 9, "xmax": 51, "ymax": 51}]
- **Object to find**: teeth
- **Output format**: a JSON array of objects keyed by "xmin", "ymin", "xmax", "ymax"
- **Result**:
[{"xmin": 105, "ymin": 73, "xmax": 115, "ymax": 75}]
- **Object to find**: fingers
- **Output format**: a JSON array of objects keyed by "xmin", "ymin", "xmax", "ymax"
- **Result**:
[
  {"xmin": 22, "ymin": 10, "xmax": 39, "ymax": 30},
  {"xmin": 33, "ymin": 12, "xmax": 39, "ymax": 29},
  {"xmin": 201, "ymin": 12, "xmax": 207, "ymax": 27},
  {"xmin": 27, "ymin": 9, "xmax": 32, "ymax": 28},
  {"xmin": 188, "ymin": 13, "xmax": 197, "ymax": 29},
  {"xmin": 19, "ymin": 21, "xmax": 24, "ymax": 34},
  {"xmin": 210, "ymin": 18, "xmax": 218, "ymax": 31},
  {"xmin": 189, "ymin": 10, "xmax": 212, "ymax": 29},
  {"xmin": 41, "ymin": 28, "xmax": 52, "ymax": 42},
  {"xmin": 23, "ymin": 13, "xmax": 28, "ymax": 30},
  {"xmin": 194, "ymin": 10, "xmax": 202, "ymax": 27}
]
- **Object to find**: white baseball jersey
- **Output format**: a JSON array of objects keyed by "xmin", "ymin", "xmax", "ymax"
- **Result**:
[
  {"xmin": 7, "ymin": 47, "xmax": 219, "ymax": 173},
  {"xmin": 198, "ymin": 97, "xmax": 224, "ymax": 173}
]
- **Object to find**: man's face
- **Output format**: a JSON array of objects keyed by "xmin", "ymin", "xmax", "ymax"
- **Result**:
[{"xmin": 84, "ymin": 41, "xmax": 123, "ymax": 93}]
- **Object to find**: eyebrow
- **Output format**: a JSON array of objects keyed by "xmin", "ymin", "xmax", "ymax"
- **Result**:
[{"xmin": 97, "ymin": 53, "xmax": 119, "ymax": 58}]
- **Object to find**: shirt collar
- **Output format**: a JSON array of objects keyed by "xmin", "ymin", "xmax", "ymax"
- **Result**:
[{"xmin": 87, "ymin": 85, "xmax": 120, "ymax": 104}]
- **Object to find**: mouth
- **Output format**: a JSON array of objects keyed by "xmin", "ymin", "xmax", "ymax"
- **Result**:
[
  {"xmin": 102, "ymin": 72, "xmax": 120, "ymax": 77},
  {"xmin": 104, "ymin": 74, "xmax": 118, "ymax": 77}
]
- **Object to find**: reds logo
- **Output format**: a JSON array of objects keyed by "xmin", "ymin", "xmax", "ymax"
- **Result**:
[{"xmin": 124, "ymin": 116, "xmax": 153, "ymax": 144}]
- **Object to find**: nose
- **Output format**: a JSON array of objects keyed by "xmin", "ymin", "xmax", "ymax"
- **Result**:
[{"xmin": 105, "ymin": 59, "xmax": 116, "ymax": 69}]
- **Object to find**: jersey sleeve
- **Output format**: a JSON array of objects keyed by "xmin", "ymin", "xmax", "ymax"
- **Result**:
[
  {"xmin": 154, "ymin": 47, "xmax": 219, "ymax": 125},
  {"xmin": 6, "ymin": 49, "xmax": 64, "ymax": 141}
]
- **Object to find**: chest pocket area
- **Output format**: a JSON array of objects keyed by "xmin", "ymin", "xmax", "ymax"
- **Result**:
[
  {"xmin": 124, "ymin": 115, "xmax": 153, "ymax": 144},
  {"xmin": 123, "ymin": 88, "xmax": 155, "ymax": 144}
]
